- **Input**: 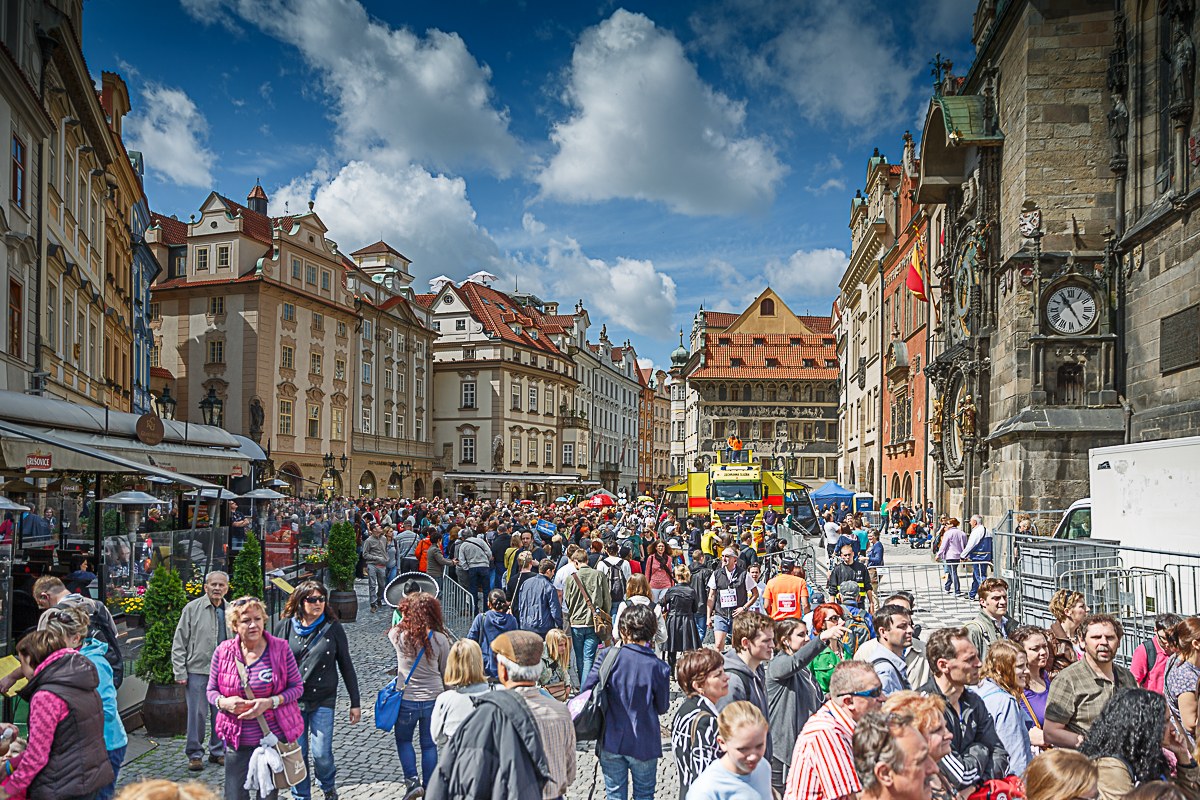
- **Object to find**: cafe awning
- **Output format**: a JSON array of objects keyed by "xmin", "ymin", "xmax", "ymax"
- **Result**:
[{"xmin": 0, "ymin": 426, "xmax": 248, "ymax": 477}]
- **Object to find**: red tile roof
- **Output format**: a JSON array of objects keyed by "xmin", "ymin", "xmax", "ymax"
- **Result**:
[
  {"xmin": 213, "ymin": 194, "xmax": 293, "ymax": 245},
  {"xmin": 150, "ymin": 213, "xmax": 188, "ymax": 246},
  {"xmin": 889, "ymin": 164, "xmax": 903, "ymax": 175},
  {"xmin": 412, "ymin": 293, "xmax": 436, "ymax": 308},
  {"xmin": 350, "ymin": 240, "xmax": 409, "ymax": 260},
  {"xmin": 542, "ymin": 314, "xmax": 578, "ymax": 328},
  {"xmin": 248, "ymin": 184, "xmax": 267, "ymax": 200},
  {"xmin": 454, "ymin": 282, "xmax": 566, "ymax": 357},
  {"xmin": 688, "ymin": 331, "xmax": 838, "ymax": 381},
  {"xmin": 149, "ymin": 366, "xmax": 174, "ymax": 380},
  {"xmin": 703, "ymin": 311, "xmax": 739, "ymax": 329},
  {"xmin": 800, "ymin": 316, "xmax": 833, "ymax": 334}
]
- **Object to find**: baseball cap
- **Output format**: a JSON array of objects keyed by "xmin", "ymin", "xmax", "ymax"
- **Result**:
[
  {"xmin": 838, "ymin": 580, "xmax": 860, "ymax": 600},
  {"xmin": 668, "ymin": 538, "xmax": 680, "ymax": 549},
  {"xmin": 491, "ymin": 630, "xmax": 544, "ymax": 667}
]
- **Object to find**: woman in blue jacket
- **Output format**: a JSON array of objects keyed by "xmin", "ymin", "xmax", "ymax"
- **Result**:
[
  {"xmin": 974, "ymin": 639, "xmax": 1034, "ymax": 777},
  {"xmin": 466, "ymin": 590, "xmax": 518, "ymax": 679}
]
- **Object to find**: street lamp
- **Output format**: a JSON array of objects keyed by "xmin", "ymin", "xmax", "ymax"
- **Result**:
[
  {"xmin": 322, "ymin": 453, "xmax": 335, "ymax": 472},
  {"xmin": 340, "ymin": 453, "xmax": 348, "ymax": 473},
  {"xmin": 199, "ymin": 386, "xmax": 223, "ymax": 427},
  {"xmin": 155, "ymin": 385, "xmax": 177, "ymax": 420}
]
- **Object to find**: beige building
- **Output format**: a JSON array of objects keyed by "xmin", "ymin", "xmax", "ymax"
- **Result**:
[
  {"xmin": 422, "ymin": 280, "xmax": 587, "ymax": 502},
  {"xmin": 38, "ymin": 1, "xmax": 119, "ymax": 408},
  {"xmin": 147, "ymin": 186, "xmax": 361, "ymax": 496},
  {"xmin": 344, "ymin": 241, "xmax": 438, "ymax": 498}
]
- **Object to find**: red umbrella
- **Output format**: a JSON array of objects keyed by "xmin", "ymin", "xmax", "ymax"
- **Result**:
[{"xmin": 582, "ymin": 494, "xmax": 616, "ymax": 509}]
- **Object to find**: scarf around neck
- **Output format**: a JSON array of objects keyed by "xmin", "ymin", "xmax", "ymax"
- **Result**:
[{"xmin": 293, "ymin": 612, "xmax": 326, "ymax": 637}]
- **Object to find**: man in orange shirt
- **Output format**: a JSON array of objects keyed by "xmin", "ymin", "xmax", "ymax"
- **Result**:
[{"xmin": 764, "ymin": 557, "xmax": 810, "ymax": 620}]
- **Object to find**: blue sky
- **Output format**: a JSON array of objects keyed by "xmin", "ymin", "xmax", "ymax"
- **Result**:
[{"xmin": 85, "ymin": 0, "xmax": 974, "ymax": 367}]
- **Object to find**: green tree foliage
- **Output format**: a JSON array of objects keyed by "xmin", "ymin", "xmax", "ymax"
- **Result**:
[
  {"xmin": 327, "ymin": 521, "xmax": 358, "ymax": 591},
  {"xmin": 134, "ymin": 566, "xmax": 188, "ymax": 685},
  {"xmin": 229, "ymin": 530, "xmax": 263, "ymax": 600}
]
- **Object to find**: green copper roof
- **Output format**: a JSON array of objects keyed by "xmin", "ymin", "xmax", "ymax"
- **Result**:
[{"xmin": 934, "ymin": 95, "xmax": 1004, "ymax": 145}]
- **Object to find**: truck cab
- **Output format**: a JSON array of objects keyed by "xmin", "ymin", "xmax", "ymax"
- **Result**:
[{"xmin": 1052, "ymin": 499, "xmax": 1092, "ymax": 540}]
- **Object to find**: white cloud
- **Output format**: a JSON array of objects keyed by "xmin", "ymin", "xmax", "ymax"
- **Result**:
[
  {"xmin": 522, "ymin": 212, "xmax": 546, "ymax": 236},
  {"xmin": 124, "ymin": 84, "xmax": 217, "ymax": 188},
  {"xmin": 537, "ymin": 9, "xmax": 786, "ymax": 216},
  {"xmin": 271, "ymin": 160, "xmax": 507, "ymax": 277},
  {"xmin": 185, "ymin": 0, "xmax": 522, "ymax": 176},
  {"xmin": 518, "ymin": 236, "xmax": 678, "ymax": 340},
  {"xmin": 805, "ymin": 177, "xmax": 845, "ymax": 195},
  {"xmin": 692, "ymin": 0, "xmax": 918, "ymax": 130},
  {"xmin": 763, "ymin": 247, "xmax": 849, "ymax": 298}
]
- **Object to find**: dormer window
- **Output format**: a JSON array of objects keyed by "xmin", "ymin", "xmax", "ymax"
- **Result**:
[{"xmin": 753, "ymin": 337, "xmax": 766, "ymax": 346}]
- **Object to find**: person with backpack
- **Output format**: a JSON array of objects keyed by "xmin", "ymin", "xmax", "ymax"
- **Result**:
[
  {"xmin": 598, "ymin": 541, "xmax": 632, "ymax": 605},
  {"xmin": 612, "ymin": 574, "xmax": 667, "ymax": 652},
  {"xmin": 466, "ymin": 590, "xmax": 519, "ymax": 680},
  {"xmin": 1132, "ymin": 613, "xmax": 1183, "ymax": 693},
  {"xmin": 562, "ymin": 547, "xmax": 612, "ymax": 685},
  {"xmin": 31, "ymin": 575, "xmax": 123, "ymax": 687},
  {"xmin": 836, "ymin": 581, "xmax": 875, "ymax": 651}
]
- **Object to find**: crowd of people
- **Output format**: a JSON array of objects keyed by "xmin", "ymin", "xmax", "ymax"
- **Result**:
[{"xmin": 4, "ymin": 492, "xmax": 1200, "ymax": 800}]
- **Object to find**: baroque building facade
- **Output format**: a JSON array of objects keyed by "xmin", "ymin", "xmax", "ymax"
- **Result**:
[{"xmin": 676, "ymin": 289, "xmax": 839, "ymax": 487}]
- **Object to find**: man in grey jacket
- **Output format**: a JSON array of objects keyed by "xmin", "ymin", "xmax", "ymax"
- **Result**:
[
  {"xmin": 362, "ymin": 525, "xmax": 389, "ymax": 612},
  {"xmin": 717, "ymin": 611, "xmax": 776, "ymax": 765},
  {"xmin": 171, "ymin": 571, "xmax": 230, "ymax": 771}
]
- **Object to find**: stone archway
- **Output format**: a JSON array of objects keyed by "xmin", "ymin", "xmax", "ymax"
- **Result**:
[
  {"xmin": 413, "ymin": 478, "xmax": 425, "ymax": 498},
  {"xmin": 358, "ymin": 470, "xmax": 377, "ymax": 498},
  {"xmin": 277, "ymin": 463, "xmax": 302, "ymax": 496},
  {"xmin": 432, "ymin": 480, "xmax": 442, "ymax": 499}
]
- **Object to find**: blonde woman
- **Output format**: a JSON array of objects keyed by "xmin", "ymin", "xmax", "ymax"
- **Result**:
[
  {"xmin": 685, "ymin": 701, "xmax": 772, "ymax": 800},
  {"xmin": 661, "ymin": 565, "xmax": 700, "ymax": 668},
  {"xmin": 206, "ymin": 596, "xmax": 304, "ymax": 800},
  {"xmin": 431, "ymin": 640, "xmax": 493, "ymax": 745},
  {"xmin": 883, "ymin": 691, "xmax": 955, "ymax": 800},
  {"xmin": 974, "ymin": 640, "xmax": 1034, "ymax": 776},
  {"xmin": 1048, "ymin": 589, "xmax": 1088, "ymax": 674},
  {"xmin": 539, "ymin": 629, "xmax": 571, "ymax": 701},
  {"xmin": 1023, "ymin": 750, "xmax": 1098, "ymax": 800}
]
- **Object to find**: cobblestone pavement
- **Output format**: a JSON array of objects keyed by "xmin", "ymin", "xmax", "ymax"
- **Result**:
[{"xmin": 118, "ymin": 538, "xmax": 975, "ymax": 799}]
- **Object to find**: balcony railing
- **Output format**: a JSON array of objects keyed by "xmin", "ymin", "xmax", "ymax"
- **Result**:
[{"xmin": 351, "ymin": 431, "xmax": 434, "ymax": 459}]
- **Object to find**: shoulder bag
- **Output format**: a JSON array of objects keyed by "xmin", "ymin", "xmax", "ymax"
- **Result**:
[
  {"xmin": 234, "ymin": 658, "xmax": 306, "ymax": 789},
  {"xmin": 375, "ymin": 647, "xmax": 425, "ymax": 732},
  {"xmin": 569, "ymin": 644, "xmax": 622, "ymax": 740},
  {"xmin": 572, "ymin": 572, "xmax": 612, "ymax": 641}
]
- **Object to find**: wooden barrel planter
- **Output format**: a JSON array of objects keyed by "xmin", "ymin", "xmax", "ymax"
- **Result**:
[
  {"xmin": 142, "ymin": 682, "xmax": 188, "ymax": 737},
  {"xmin": 329, "ymin": 590, "xmax": 358, "ymax": 622}
]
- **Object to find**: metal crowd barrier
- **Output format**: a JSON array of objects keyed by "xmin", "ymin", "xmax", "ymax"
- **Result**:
[
  {"xmin": 869, "ymin": 562, "xmax": 980, "ymax": 627},
  {"xmin": 994, "ymin": 527, "xmax": 1200, "ymax": 666},
  {"xmin": 440, "ymin": 575, "xmax": 478, "ymax": 639}
]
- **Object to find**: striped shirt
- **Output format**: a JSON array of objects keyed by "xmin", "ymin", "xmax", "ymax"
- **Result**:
[
  {"xmin": 512, "ymin": 685, "xmax": 577, "ymax": 799},
  {"xmin": 784, "ymin": 701, "xmax": 861, "ymax": 800}
]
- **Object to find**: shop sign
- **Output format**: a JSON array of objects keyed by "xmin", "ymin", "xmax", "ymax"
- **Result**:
[
  {"xmin": 26, "ymin": 451, "xmax": 51, "ymax": 471},
  {"xmin": 231, "ymin": 466, "xmax": 243, "ymax": 477}
]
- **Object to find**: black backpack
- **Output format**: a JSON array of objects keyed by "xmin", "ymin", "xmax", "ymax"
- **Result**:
[{"xmin": 603, "ymin": 558, "xmax": 626, "ymax": 603}]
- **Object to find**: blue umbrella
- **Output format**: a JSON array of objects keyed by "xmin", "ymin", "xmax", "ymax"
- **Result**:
[{"xmin": 554, "ymin": 496, "xmax": 569, "ymax": 502}]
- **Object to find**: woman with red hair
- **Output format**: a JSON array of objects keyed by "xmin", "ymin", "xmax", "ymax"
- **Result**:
[
  {"xmin": 807, "ymin": 604, "xmax": 850, "ymax": 694},
  {"xmin": 388, "ymin": 592, "xmax": 450, "ymax": 799}
]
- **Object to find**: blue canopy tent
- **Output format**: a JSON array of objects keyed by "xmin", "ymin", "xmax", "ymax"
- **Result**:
[{"xmin": 810, "ymin": 481, "xmax": 854, "ymax": 515}]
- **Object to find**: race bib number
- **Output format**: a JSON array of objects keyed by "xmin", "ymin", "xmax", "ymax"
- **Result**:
[
  {"xmin": 777, "ymin": 593, "xmax": 797, "ymax": 613},
  {"xmin": 720, "ymin": 589, "xmax": 738, "ymax": 609}
]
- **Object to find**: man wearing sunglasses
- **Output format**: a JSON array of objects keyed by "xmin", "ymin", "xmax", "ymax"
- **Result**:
[
  {"xmin": 171, "ymin": 571, "xmax": 231, "ymax": 772},
  {"xmin": 784, "ymin": 661, "xmax": 884, "ymax": 800}
]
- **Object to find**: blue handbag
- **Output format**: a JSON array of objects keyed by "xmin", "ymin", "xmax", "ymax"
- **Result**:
[{"xmin": 375, "ymin": 647, "xmax": 424, "ymax": 731}]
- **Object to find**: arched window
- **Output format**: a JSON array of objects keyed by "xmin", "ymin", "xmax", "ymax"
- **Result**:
[
  {"xmin": 718, "ymin": 385, "xmax": 728, "ymax": 401},
  {"xmin": 760, "ymin": 298, "xmax": 775, "ymax": 316},
  {"xmin": 743, "ymin": 384, "xmax": 751, "ymax": 399}
]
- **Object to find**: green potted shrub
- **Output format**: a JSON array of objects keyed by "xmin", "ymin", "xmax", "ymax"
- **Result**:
[
  {"xmin": 135, "ymin": 565, "xmax": 189, "ymax": 736},
  {"xmin": 229, "ymin": 528, "xmax": 263, "ymax": 600},
  {"xmin": 326, "ymin": 520, "xmax": 359, "ymax": 621}
]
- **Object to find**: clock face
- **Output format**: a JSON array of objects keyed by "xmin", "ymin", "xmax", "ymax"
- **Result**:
[
  {"xmin": 1045, "ymin": 285, "xmax": 1098, "ymax": 334},
  {"xmin": 953, "ymin": 236, "xmax": 981, "ymax": 341}
]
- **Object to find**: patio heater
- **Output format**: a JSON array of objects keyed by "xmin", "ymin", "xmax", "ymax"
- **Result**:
[
  {"xmin": 100, "ymin": 490, "xmax": 163, "ymax": 601},
  {"xmin": 241, "ymin": 487, "xmax": 288, "ymax": 595}
]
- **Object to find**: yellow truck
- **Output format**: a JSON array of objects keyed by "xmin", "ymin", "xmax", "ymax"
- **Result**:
[{"xmin": 664, "ymin": 447, "xmax": 820, "ymax": 539}]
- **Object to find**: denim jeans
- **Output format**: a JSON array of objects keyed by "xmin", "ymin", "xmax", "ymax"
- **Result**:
[
  {"xmin": 368, "ymin": 564, "xmax": 388, "ymax": 607},
  {"xmin": 293, "ymin": 706, "xmax": 336, "ymax": 800},
  {"xmin": 469, "ymin": 567, "xmax": 490, "ymax": 612},
  {"xmin": 598, "ymin": 748, "xmax": 658, "ymax": 800},
  {"xmin": 572, "ymin": 626, "xmax": 600, "ymax": 685},
  {"xmin": 968, "ymin": 561, "xmax": 989, "ymax": 598},
  {"xmin": 96, "ymin": 744, "xmax": 127, "ymax": 800},
  {"xmin": 944, "ymin": 559, "xmax": 961, "ymax": 594},
  {"xmin": 492, "ymin": 563, "xmax": 507, "ymax": 591},
  {"xmin": 394, "ymin": 698, "xmax": 437, "ymax": 786},
  {"xmin": 694, "ymin": 612, "xmax": 707, "ymax": 642}
]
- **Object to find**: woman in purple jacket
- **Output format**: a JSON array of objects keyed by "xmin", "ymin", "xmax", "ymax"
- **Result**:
[{"xmin": 208, "ymin": 596, "xmax": 304, "ymax": 800}]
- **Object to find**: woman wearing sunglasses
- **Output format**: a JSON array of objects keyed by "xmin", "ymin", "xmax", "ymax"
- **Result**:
[
  {"xmin": 807, "ymin": 604, "xmax": 852, "ymax": 694},
  {"xmin": 281, "ymin": 581, "xmax": 362, "ymax": 800}
]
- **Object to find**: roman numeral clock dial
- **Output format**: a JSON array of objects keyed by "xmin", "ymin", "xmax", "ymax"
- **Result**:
[{"xmin": 1045, "ymin": 285, "xmax": 1097, "ymax": 335}]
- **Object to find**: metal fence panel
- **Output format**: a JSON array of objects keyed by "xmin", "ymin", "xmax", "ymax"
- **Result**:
[{"xmin": 441, "ymin": 576, "xmax": 477, "ymax": 639}]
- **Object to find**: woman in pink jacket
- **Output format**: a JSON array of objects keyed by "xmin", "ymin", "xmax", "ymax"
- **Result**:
[
  {"xmin": 207, "ymin": 597, "xmax": 304, "ymax": 800},
  {"xmin": 644, "ymin": 539, "xmax": 676, "ymax": 602}
]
